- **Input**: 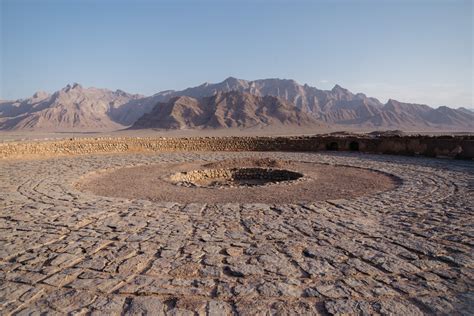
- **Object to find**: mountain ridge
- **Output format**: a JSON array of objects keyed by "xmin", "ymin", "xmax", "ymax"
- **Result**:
[
  {"xmin": 0, "ymin": 84, "xmax": 157, "ymax": 131},
  {"xmin": 139, "ymin": 77, "xmax": 472, "ymax": 130},
  {"xmin": 1, "ymin": 77, "xmax": 472, "ymax": 131},
  {"xmin": 131, "ymin": 91, "xmax": 324, "ymax": 130}
]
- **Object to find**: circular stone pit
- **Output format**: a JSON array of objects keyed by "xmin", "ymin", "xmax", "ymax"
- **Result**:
[
  {"xmin": 169, "ymin": 167, "xmax": 304, "ymax": 188},
  {"xmin": 76, "ymin": 158, "xmax": 399, "ymax": 204}
]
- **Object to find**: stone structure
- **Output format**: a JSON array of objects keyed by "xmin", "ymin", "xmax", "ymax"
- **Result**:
[
  {"xmin": 0, "ymin": 135, "xmax": 473, "ymax": 159},
  {"xmin": 169, "ymin": 167, "xmax": 304, "ymax": 188},
  {"xmin": 0, "ymin": 138, "xmax": 473, "ymax": 314}
]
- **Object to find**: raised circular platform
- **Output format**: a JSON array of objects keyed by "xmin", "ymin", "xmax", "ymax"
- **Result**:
[
  {"xmin": 0, "ymin": 150, "xmax": 472, "ymax": 314},
  {"xmin": 75, "ymin": 158, "xmax": 398, "ymax": 203}
]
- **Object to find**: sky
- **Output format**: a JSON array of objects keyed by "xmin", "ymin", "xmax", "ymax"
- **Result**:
[{"xmin": 1, "ymin": 0, "xmax": 472, "ymax": 108}]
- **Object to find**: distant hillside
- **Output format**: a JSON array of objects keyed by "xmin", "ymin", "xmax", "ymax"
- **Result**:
[
  {"xmin": 0, "ymin": 84, "xmax": 156, "ymax": 131},
  {"xmin": 131, "ymin": 91, "xmax": 323, "ymax": 129},
  {"xmin": 1, "ymin": 78, "xmax": 472, "ymax": 132},
  {"xmin": 144, "ymin": 77, "xmax": 474, "ymax": 131}
]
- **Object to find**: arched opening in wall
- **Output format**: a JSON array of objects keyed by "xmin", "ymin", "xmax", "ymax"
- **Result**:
[
  {"xmin": 326, "ymin": 142, "xmax": 339, "ymax": 151},
  {"xmin": 453, "ymin": 145, "xmax": 464, "ymax": 159},
  {"xmin": 349, "ymin": 141, "xmax": 360, "ymax": 151}
]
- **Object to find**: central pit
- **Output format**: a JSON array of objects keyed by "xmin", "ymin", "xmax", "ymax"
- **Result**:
[
  {"xmin": 76, "ymin": 157, "xmax": 399, "ymax": 204},
  {"xmin": 169, "ymin": 167, "xmax": 304, "ymax": 188}
]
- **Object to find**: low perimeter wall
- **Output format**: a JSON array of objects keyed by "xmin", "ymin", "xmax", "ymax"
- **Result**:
[{"xmin": 0, "ymin": 135, "xmax": 473, "ymax": 160}]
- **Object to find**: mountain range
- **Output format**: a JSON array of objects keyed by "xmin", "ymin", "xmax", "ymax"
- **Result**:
[
  {"xmin": 0, "ymin": 83, "xmax": 157, "ymax": 131},
  {"xmin": 131, "ymin": 91, "xmax": 322, "ymax": 130},
  {"xmin": 1, "ymin": 78, "xmax": 472, "ymax": 132}
]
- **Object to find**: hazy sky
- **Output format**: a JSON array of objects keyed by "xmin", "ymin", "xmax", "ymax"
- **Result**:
[{"xmin": 1, "ymin": 0, "xmax": 472, "ymax": 107}]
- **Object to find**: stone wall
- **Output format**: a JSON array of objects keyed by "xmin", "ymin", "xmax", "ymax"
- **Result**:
[{"xmin": 0, "ymin": 135, "xmax": 473, "ymax": 160}]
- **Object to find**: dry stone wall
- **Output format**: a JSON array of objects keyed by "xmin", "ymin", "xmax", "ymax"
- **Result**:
[{"xmin": 0, "ymin": 135, "xmax": 473, "ymax": 160}]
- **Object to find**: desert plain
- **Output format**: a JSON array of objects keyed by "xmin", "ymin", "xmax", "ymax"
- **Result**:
[
  {"xmin": 2, "ymin": 0, "xmax": 473, "ymax": 313},
  {"xmin": 0, "ymin": 131, "xmax": 472, "ymax": 315}
]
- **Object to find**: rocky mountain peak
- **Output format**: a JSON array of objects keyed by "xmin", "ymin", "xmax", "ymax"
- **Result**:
[
  {"xmin": 131, "ymin": 90, "xmax": 323, "ymax": 130},
  {"xmin": 172, "ymin": 95, "xmax": 196, "ymax": 102},
  {"xmin": 386, "ymin": 99, "xmax": 399, "ymax": 105},
  {"xmin": 115, "ymin": 89, "xmax": 131, "ymax": 97},
  {"xmin": 223, "ymin": 76, "xmax": 241, "ymax": 83},
  {"xmin": 331, "ymin": 84, "xmax": 349, "ymax": 93},
  {"xmin": 62, "ymin": 83, "xmax": 83, "ymax": 93},
  {"xmin": 32, "ymin": 91, "xmax": 50, "ymax": 100},
  {"xmin": 1, "ymin": 77, "xmax": 472, "ymax": 132},
  {"xmin": 222, "ymin": 76, "xmax": 249, "ymax": 89}
]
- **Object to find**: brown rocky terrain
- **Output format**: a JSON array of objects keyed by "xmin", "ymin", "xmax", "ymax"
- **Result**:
[
  {"xmin": 131, "ymin": 91, "xmax": 323, "ymax": 130},
  {"xmin": 1, "ymin": 78, "xmax": 473, "ymax": 132},
  {"xmin": 144, "ymin": 77, "xmax": 473, "ymax": 131},
  {"xmin": 0, "ymin": 83, "xmax": 157, "ymax": 131}
]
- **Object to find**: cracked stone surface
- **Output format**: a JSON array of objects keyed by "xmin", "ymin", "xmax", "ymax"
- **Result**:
[{"xmin": 0, "ymin": 151, "xmax": 473, "ymax": 315}]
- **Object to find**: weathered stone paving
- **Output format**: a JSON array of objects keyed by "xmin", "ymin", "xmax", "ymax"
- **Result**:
[{"xmin": 0, "ymin": 151, "xmax": 473, "ymax": 315}]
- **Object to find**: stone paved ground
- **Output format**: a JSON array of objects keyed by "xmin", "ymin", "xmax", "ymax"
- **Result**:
[{"xmin": 0, "ymin": 151, "xmax": 472, "ymax": 315}]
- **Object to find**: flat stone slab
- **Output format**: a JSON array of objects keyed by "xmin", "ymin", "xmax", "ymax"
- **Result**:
[{"xmin": 0, "ymin": 151, "xmax": 473, "ymax": 315}]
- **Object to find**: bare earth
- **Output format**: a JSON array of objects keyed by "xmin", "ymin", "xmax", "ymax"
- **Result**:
[
  {"xmin": 2, "ymin": 127, "xmax": 472, "ymax": 143},
  {"xmin": 76, "ymin": 158, "xmax": 398, "ymax": 204},
  {"xmin": 0, "ymin": 151, "xmax": 473, "ymax": 315}
]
